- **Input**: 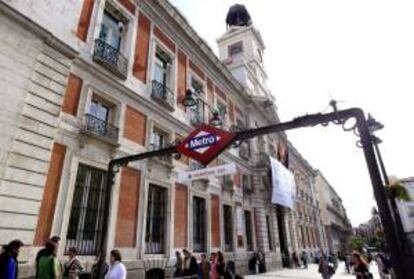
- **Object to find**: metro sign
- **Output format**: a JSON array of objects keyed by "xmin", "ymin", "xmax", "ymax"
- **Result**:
[{"xmin": 176, "ymin": 124, "xmax": 235, "ymax": 165}]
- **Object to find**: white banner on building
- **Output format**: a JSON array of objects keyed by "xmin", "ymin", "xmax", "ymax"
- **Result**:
[
  {"xmin": 236, "ymin": 206, "xmax": 243, "ymax": 236},
  {"xmin": 176, "ymin": 163, "xmax": 237, "ymax": 182},
  {"xmin": 270, "ymin": 156, "xmax": 296, "ymax": 209}
]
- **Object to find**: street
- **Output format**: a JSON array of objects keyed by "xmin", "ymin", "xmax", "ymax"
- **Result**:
[{"xmin": 246, "ymin": 262, "xmax": 380, "ymax": 279}]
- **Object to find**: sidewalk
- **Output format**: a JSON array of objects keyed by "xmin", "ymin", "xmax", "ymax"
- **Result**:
[{"xmin": 245, "ymin": 262, "xmax": 380, "ymax": 279}]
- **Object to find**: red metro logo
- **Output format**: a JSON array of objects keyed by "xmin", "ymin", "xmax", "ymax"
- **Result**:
[{"xmin": 176, "ymin": 124, "xmax": 235, "ymax": 165}]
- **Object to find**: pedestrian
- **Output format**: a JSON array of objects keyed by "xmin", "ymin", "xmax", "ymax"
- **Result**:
[
  {"xmin": 345, "ymin": 254, "xmax": 352, "ymax": 274},
  {"xmin": 36, "ymin": 236, "xmax": 61, "ymax": 279},
  {"xmin": 248, "ymin": 253, "xmax": 257, "ymax": 274},
  {"xmin": 291, "ymin": 252, "xmax": 300, "ymax": 268},
  {"xmin": 257, "ymin": 248, "xmax": 266, "ymax": 273},
  {"xmin": 376, "ymin": 253, "xmax": 391, "ymax": 279},
  {"xmin": 210, "ymin": 253, "xmax": 218, "ymax": 279},
  {"xmin": 36, "ymin": 241, "xmax": 59, "ymax": 279},
  {"xmin": 63, "ymin": 247, "xmax": 83, "ymax": 279},
  {"xmin": 105, "ymin": 250, "xmax": 126, "ymax": 279},
  {"xmin": 182, "ymin": 249, "xmax": 198, "ymax": 277},
  {"xmin": 0, "ymin": 239, "xmax": 24, "ymax": 279},
  {"xmin": 198, "ymin": 253, "xmax": 210, "ymax": 279},
  {"xmin": 301, "ymin": 251, "xmax": 308, "ymax": 269},
  {"xmin": 91, "ymin": 254, "xmax": 109, "ymax": 279},
  {"xmin": 216, "ymin": 251, "xmax": 226, "ymax": 278},
  {"xmin": 353, "ymin": 252, "xmax": 372, "ymax": 279},
  {"xmin": 174, "ymin": 250, "xmax": 183, "ymax": 277},
  {"xmin": 318, "ymin": 253, "xmax": 334, "ymax": 279}
]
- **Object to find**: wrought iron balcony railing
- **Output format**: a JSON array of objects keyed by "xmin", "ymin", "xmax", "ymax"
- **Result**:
[
  {"xmin": 83, "ymin": 114, "xmax": 119, "ymax": 143},
  {"xmin": 93, "ymin": 39, "xmax": 128, "ymax": 79},
  {"xmin": 151, "ymin": 80, "xmax": 175, "ymax": 111}
]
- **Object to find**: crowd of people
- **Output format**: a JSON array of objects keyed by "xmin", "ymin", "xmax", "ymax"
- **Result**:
[
  {"xmin": 173, "ymin": 248, "xmax": 241, "ymax": 279},
  {"xmin": 0, "ymin": 236, "xmax": 395, "ymax": 279},
  {"xmin": 0, "ymin": 237, "xmax": 128, "ymax": 279}
]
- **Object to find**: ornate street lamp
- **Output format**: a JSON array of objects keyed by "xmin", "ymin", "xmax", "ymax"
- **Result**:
[{"xmin": 183, "ymin": 89, "xmax": 223, "ymax": 127}]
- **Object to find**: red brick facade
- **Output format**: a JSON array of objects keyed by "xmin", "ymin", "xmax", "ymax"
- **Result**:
[
  {"xmin": 211, "ymin": 194, "xmax": 221, "ymax": 247},
  {"xmin": 115, "ymin": 167, "xmax": 141, "ymax": 247},
  {"xmin": 62, "ymin": 73, "xmax": 83, "ymax": 116},
  {"xmin": 76, "ymin": 0, "xmax": 95, "ymax": 41},
  {"xmin": 174, "ymin": 184, "xmax": 188, "ymax": 247},
  {"xmin": 133, "ymin": 13, "xmax": 151, "ymax": 83},
  {"xmin": 34, "ymin": 143, "xmax": 66, "ymax": 245},
  {"xmin": 124, "ymin": 105, "xmax": 147, "ymax": 145}
]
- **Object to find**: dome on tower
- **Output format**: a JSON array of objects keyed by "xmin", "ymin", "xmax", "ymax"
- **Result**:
[{"xmin": 225, "ymin": 4, "xmax": 252, "ymax": 28}]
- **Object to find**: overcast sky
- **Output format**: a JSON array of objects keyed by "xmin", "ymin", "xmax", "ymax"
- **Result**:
[{"xmin": 170, "ymin": 0, "xmax": 414, "ymax": 226}]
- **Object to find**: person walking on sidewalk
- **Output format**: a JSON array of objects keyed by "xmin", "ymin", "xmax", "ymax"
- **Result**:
[
  {"xmin": 174, "ymin": 251, "xmax": 183, "ymax": 277},
  {"xmin": 210, "ymin": 253, "xmax": 218, "ymax": 279},
  {"xmin": 318, "ymin": 254, "xmax": 334, "ymax": 279},
  {"xmin": 0, "ymin": 239, "xmax": 24, "ymax": 279},
  {"xmin": 63, "ymin": 247, "xmax": 83, "ymax": 279},
  {"xmin": 291, "ymin": 252, "xmax": 300, "ymax": 268},
  {"xmin": 182, "ymin": 249, "xmax": 198, "ymax": 277},
  {"xmin": 105, "ymin": 250, "xmax": 127, "ymax": 279},
  {"xmin": 198, "ymin": 253, "xmax": 210, "ymax": 279},
  {"xmin": 36, "ymin": 242, "xmax": 60, "ymax": 279},
  {"xmin": 353, "ymin": 252, "xmax": 372, "ymax": 279},
  {"xmin": 301, "ymin": 251, "xmax": 308, "ymax": 269}
]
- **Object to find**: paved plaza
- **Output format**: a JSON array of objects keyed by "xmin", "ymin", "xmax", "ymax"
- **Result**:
[{"xmin": 246, "ymin": 262, "xmax": 380, "ymax": 279}]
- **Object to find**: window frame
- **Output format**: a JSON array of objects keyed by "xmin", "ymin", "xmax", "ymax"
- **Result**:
[
  {"xmin": 145, "ymin": 184, "xmax": 168, "ymax": 254},
  {"xmin": 223, "ymin": 204, "xmax": 234, "ymax": 251},
  {"xmin": 192, "ymin": 196, "xmax": 207, "ymax": 253}
]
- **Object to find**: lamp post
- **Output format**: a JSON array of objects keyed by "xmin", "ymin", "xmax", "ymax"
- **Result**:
[
  {"xmin": 366, "ymin": 114, "xmax": 408, "ymax": 256},
  {"xmin": 183, "ymin": 89, "xmax": 223, "ymax": 127}
]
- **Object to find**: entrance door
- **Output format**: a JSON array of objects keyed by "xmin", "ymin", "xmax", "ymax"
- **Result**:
[{"xmin": 276, "ymin": 205, "xmax": 290, "ymax": 267}]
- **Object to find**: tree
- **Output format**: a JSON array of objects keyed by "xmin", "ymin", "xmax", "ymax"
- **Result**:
[{"xmin": 350, "ymin": 235, "xmax": 365, "ymax": 252}]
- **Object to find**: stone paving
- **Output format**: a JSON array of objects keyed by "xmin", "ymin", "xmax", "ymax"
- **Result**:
[{"xmin": 245, "ymin": 262, "xmax": 381, "ymax": 279}]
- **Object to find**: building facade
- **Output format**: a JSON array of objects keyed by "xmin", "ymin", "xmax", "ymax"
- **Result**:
[
  {"xmin": 288, "ymin": 143, "xmax": 326, "ymax": 258},
  {"xmin": 396, "ymin": 177, "xmax": 414, "ymax": 233},
  {"xmin": 0, "ymin": 0, "xmax": 312, "ymax": 277},
  {"xmin": 315, "ymin": 170, "xmax": 352, "ymax": 255}
]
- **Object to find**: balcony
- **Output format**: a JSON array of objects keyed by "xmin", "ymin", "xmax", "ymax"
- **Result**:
[
  {"xmin": 151, "ymin": 80, "xmax": 175, "ymax": 111},
  {"xmin": 93, "ymin": 39, "xmax": 128, "ymax": 80},
  {"xmin": 82, "ymin": 114, "xmax": 119, "ymax": 144}
]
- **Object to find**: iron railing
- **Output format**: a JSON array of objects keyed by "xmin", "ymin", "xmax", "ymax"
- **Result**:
[
  {"xmin": 65, "ymin": 165, "xmax": 107, "ymax": 255},
  {"xmin": 83, "ymin": 114, "xmax": 119, "ymax": 142},
  {"xmin": 151, "ymin": 80, "xmax": 175, "ymax": 111},
  {"xmin": 93, "ymin": 39, "xmax": 128, "ymax": 79}
]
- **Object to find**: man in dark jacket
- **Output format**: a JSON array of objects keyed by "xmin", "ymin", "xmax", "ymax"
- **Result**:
[{"xmin": 182, "ymin": 249, "xmax": 198, "ymax": 276}]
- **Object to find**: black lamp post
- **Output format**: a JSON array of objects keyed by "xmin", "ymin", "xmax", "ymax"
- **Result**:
[
  {"xmin": 366, "ymin": 114, "xmax": 408, "ymax": 256},
  {"xmin": 183, "ymin": 89, "xmax": 223, "ymax": 127}
]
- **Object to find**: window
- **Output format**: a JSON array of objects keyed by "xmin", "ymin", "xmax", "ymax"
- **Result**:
[
  {"xmin": 245, "ymin": 210, "xmax": 253, "ymax": 251},
  {"xmin": 228, "ymin": 41, "xmax": 243, "ymax": 57},
  {"xmin": 215, "ymin": 99, "xmax": 227, "ymax": 128},
  {"xmin": 150, "ymin": 127, "xmax": 169, "ymax": 150},
  {"xmin": 66, "ymin": 164, "xmax": 108, "ymax": 255},
  {"xmin": 193, "ymin": 196, "xmax": 206, "ymax": 252},
  {"xmin": 153, "ymin": 47, "xmax": 172, "ymax": 87},
  {"xmin": 266, "ymin": 215, "xmax": 274, "ymax": 251},
  {"xmin": 145, "ymin": 185, "xmax": 167, "ymax": 254},
  {"xmin": 223, "ymin": 205, "xmax": 233, "ymax": 251},
  {"xmin": 99, "ymin": 11, "xmax": 123, "ymax": 51},
  {"xmin": 188, "ymin": 76, "xmax": 206, "ymax": 125}
]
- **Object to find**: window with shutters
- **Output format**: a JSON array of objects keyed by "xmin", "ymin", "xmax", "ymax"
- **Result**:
[
  {"xmin": 223, "ymin": 205, "xmax": 234, "ymax": 251},
  {"xmin": 151, "ymin": 46, "xmax": 175, "ymax": 110},
  {"xmin": 266, "ymin": 215, "xmax": 274, "ymax": 251},
  {"xmin": 145, "ymin": 184, "xmax": 167, "ymax": 254},
  {"xmin": 66, "ymin": 164, "xmax": 108, "ymax": 255},
  {"xmin": 193, "ymin": 196, "xmax": 206, "ymax": 252},
  {"xmin": 245, "ymin": 210, "xmax": 253, "ymax": 251},
  {"xmin": 93, "ymin": 3, "xmax": 129, "ymax": 79}
]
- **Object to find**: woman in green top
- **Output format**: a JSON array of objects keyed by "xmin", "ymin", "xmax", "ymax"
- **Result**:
[{"xmin": 36, "ymin": 242, "xmax": 59, "ymax": 279}]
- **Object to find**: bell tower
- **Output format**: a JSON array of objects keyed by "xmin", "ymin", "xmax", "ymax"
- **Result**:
[{"xmin": 217, "ymin": 4, "xmax": 271, "ymax": 100}]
